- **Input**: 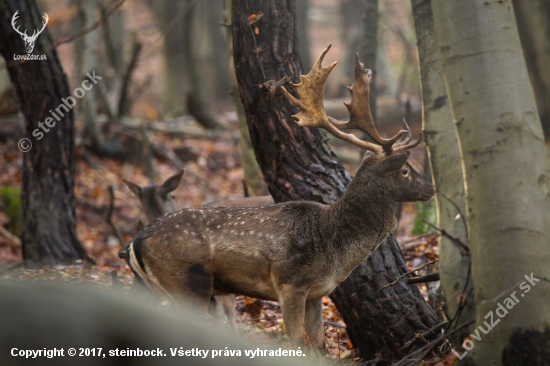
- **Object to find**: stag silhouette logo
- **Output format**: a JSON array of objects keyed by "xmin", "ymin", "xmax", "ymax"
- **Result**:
[{"xmin": 11, "ymin": 11, "xmax": 48, "ymax": 54}]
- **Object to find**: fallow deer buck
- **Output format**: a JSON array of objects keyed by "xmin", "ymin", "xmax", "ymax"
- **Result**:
[
  {"xmin": 122, "ymin": 170, "xmax": 273, "ymax": 332},
  {"xmin": 124, "ymin": 45, "xmax": 434, "ymax": 355}
]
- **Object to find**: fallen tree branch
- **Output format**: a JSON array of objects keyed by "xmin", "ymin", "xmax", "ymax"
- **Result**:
[
  {"xmin": 400, "ymin": 321, "xmax": 448, "ymax": 353},
  {"xmin": 378, "ymin": 259, "xmax": 438, "ymax": 292},
  {"xmin": 0, "ymin": 225, "xmax": 21, "ymax": 249},
  {"xmin": 407, "ymin": 272, "xmax": 440, "ymax": 284},
  {"xmin": 393, "ymin": 319, "xmax": 475, "ymax": 366}
]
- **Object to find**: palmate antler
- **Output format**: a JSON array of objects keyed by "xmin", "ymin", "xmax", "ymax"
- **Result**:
[{"xmin": 282, "ymin": 44, "xmax": 422, "ymax": 155}]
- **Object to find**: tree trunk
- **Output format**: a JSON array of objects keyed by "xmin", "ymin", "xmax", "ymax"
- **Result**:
[
  {"xmin": 146, "ymin": 0, "xmax": 188, "ymax": 116},
  {"xmin": 411, "ymin": 0, "xmax": 474, "ymax": 343},
  {"xmin": 79, "ymin": 0, "xmax": 108, "ymax": 156},
  {"xmin": 232, "ymin": 0, "xmax": 439, "ymax": 361},
  {"xmin": 0, "ymin": 0, "xmax": 87, "ymax": 267},
  {"xmin": 225, "ymin": 0, "xmax": 269, "ymax": 197},
  {"xmin": 512, "ymin": 0, "xmax": 550, "ymax": 138},
  {"xmin": 432, "ymin": 1, "xmax": 550, "ymax": 364},
  {"xmin": 183, "ymin": 0, "xmax": 224, "ymax": 129},
  {"xmin": 362, "ymin": 0, "xmax": 378, "ymax": 125},
  {"xmin": 295, "ymin": 0, "xmax": 311, "ymax": 71},
  {"xmin": 205, "ymin": 0, "xmax": 230, "ymax": 101}
]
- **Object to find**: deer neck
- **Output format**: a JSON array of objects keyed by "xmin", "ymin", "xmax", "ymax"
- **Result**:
[{"xmin": 325, "ymin": 164, "xmax": 397, "ymax": 256}]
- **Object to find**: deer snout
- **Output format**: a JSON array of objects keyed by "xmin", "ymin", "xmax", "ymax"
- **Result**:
[{"xmin": 418, "ymin": 183, "xmax": 435, "ymax": 201}]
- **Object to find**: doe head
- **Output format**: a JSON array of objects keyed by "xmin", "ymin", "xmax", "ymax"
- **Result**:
[{"xmin": 123, "ymin": 169, "xmax": 185, "ymax": 223}]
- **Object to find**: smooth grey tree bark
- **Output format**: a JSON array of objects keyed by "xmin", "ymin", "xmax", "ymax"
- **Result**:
[
  {"xmin": 432, "ymin": 1, "xmax": 550, "ymax": 364},
  {"xmin": 411, "ymin": 0, "xmax": 473, "ymax": 343},
  {"xmin": 512, "ymin": 0, "xmax": 550, "ymax": 137}
]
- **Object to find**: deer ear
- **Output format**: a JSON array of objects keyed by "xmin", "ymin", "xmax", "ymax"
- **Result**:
[
  {"xmin": 159, "ymin": 169, "xmax": 185, "ymax": 196},
  {"xmin": 123, "ymin": 179, "xmax": 142, "ymax": 199},
  {"xmin": 378, "ymin": 151, "xmax": 410, "ymax": 176}
]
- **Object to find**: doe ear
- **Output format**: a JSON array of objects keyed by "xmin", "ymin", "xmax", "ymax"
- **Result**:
[
  {"xmin": 378, "ymin": 151, "xmax": 410, "ymax": 176},
  {"xmin": 159, "ymin": 169, "xmax": 185, "ymax": 197},
  {"xmin": 123, "ymin": 179, "xmax": 142, "ymax": 199}
]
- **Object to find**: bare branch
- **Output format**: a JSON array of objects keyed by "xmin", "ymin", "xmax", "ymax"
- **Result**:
[
  {"xmin": 378, "ymin": 259, "xmax": 438, "ymax": 292},
  {"xmin": 54, "ymin": 0, "xmax": 125, "ymax": 47}
]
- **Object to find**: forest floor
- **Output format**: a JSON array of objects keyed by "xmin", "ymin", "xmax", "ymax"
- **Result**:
[{"xmin": 0, "ymin": 116, "xmax": 444, "ymax": 364}]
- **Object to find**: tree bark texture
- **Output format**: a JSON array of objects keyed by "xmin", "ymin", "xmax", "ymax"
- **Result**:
[
  {"xmin": 512, "ymin": 0, "xmax": 550, "ymax": 137},
  {"xmin": 0, "ymin": 0, "xmax": 86, "ymax": 266},
  {"xmin": 225, "ymin": 0, "xmax": 269, "ymax": 197},
  {"xmin": 232, "ymin": 0, "xmax": 439, "ymax": 362},
  {"xmin": 411, "ymin": 0, "xmax": 474, "ymax": 343},
  {"xmin": 432, "ymin": 1, "xmax": 550, "ymax": 364}
]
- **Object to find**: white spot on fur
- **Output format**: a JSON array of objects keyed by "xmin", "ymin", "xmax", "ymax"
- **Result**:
[
  {"xmin": 217, "ymin": 225, "xmax": 221, "ymax": 229},
  {"xmin": 175, "ymin": 224, "xmax": 180, "ymax": 229},
  {"xmin": 240, "ymin": 221, "xmax": 245, "ymax": 225},
  {"xmin": 249, "ymin": 231, "xmax": 254, "ymax": 235},
  {"xmin": 184, "ymin": 230, "xmax": 188, "ymax": 234}
]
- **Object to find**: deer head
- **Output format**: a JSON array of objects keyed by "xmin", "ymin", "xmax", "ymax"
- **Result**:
[
  {"xmin": 282, "ymin": 44, "xmax": 434, "ymax": 206},
  {"xmin": 123, "ymin": 170, "xmax": 185, "ymax": 224},
  {"xmin": 11, "ymin": 11, "xmax": 48, "ymax": 54},
  {"xmin": 124, "ymin": 46, "xmax": 433, "ymax": 356}
]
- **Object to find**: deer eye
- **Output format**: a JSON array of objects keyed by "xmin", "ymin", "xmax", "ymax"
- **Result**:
[
  {"xmin": 170, "ymin": 194, "xmax": 176, "ymax": 199},
  {"xmin": 401, "ymin": 168, "xmax": 409, "ymax": 176}
]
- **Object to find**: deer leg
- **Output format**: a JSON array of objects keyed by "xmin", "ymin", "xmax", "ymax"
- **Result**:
[
  {"xmin": 279, "ymin": 287, "xmax": 308, "ymax": 349},
  {"xmin": 154, "ymin": 264, "xmax": 214, "ymax": 315},
  {"xmin": 222, "ymin": 294, "xmax": 237, "ymax": 333},
  {"xmin": 304, "ymin": 297, "xmax": 326, "ymax": 356},
  {"xmin": 208, "ymin": 296, "xmax": 224, "ymax": 326}
]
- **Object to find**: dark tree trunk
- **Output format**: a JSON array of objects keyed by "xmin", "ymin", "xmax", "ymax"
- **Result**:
[
  {"xmin": 362, "ymin": 0, "xmax": 378, "ymax": 124},
  {"xmin": 0, "ymin": 0, "xmax": 87, "ymax": 267},
  {"xmin": 232, "ymin": 0, "xmax": 439, "ymax": 362}
]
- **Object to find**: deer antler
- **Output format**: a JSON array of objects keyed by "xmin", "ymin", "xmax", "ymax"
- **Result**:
[
  {"xmin": 282, "ymin": 44, "xmax": 422, "ymax": 155},
  {"xmin": 11, "ymin": 11, "xmax": 28, "ymax": 38}
]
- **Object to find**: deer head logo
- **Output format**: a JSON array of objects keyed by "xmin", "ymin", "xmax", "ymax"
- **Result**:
[{"xmin": 11, "ymin": 11, "xmax": 49, "ymax": 54}]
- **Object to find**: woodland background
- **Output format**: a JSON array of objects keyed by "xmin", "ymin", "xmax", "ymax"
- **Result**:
[{"xmin": 1, "ymin": 0, "xmax": 549, "ymax": 365}]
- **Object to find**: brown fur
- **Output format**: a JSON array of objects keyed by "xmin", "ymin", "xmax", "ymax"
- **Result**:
[
  {"xmin": 124, "ymin": 170, "xmax": 272, "ymax": 332},
  {"xmin": 127, "ymin": 151, "xmax": 434, "ymax": 352},
  {"xmin": 127, "ymin": 47, "xmax": 434, "ymax": 355}
]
